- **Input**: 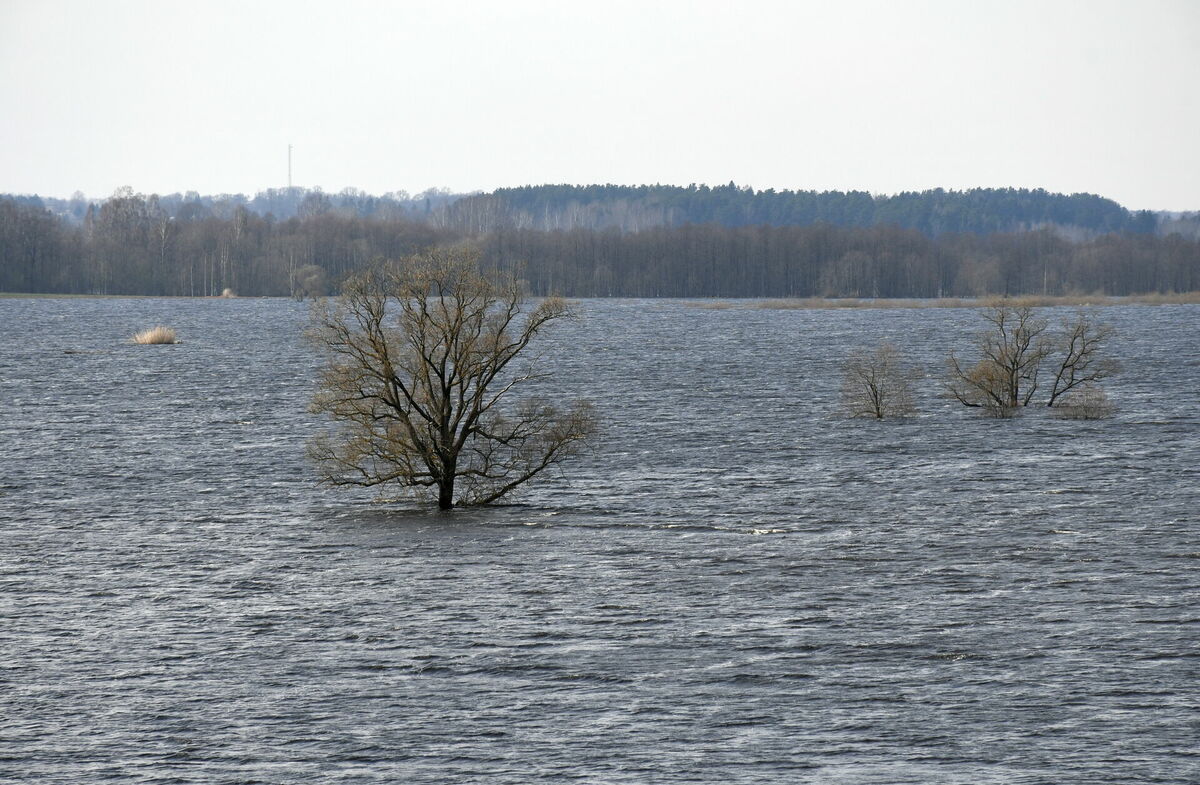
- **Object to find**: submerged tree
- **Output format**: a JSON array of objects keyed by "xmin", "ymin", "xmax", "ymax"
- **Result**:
[
  {"xmin": 308, "ymin": 246, "xmax": 597, "ymax": 509},
  {"xmin": 947, "ymin": 301, "xmax": 1116, "ymax": 416},
  {"xmin": 1045, "ymin": 310, "xmax": 1118, "ymax": 407},
  {"xmin": 947, "ymin": 301, "xmax": 1050, "ymax": 414},
  {"xmin": 841, "ymin": 343, "xmax": 920, "ymax": 419}
]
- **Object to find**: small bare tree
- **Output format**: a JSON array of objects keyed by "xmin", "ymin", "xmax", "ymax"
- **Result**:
[
  {"xmin": 308, "ymin": 247, "xmax": 597, "ymax": 509},
  {"xmin": 947, "ymin": 301, "xmax": 1050, "ymax": 414},
  {"xmin": 948, "ymin": 301, "xmax": 1117, "ymax": 416},
  {"xmin": 1045, "ymin": 310, "xmax": 1118, "ymax": 407},
  {"xmin": 842, "ymin": 343, "xmax": 919, "ymax": 419}
]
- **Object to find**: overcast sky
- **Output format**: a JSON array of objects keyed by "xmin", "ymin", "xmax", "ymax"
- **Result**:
[{"xmin": 1, "ymin": 0, "xmax": 1197, "ymax": 210}]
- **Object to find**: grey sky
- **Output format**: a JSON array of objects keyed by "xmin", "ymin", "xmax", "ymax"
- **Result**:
[{"xmin": 2, "ymin": 0, "xmax": 1197, "ymax": 210}]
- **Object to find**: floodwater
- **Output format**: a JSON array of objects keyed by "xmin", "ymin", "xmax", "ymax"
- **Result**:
[{"xmin": 1, "ymin": 297, "xmax": 1197, "ymax": 784}]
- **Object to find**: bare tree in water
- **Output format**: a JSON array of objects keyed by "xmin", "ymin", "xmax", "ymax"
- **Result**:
[
  {"xmin": 948, "ymin": 301, "xmax": 1116, "ymax": 417},
  {"xmin": 1045, "ymin": 310, "xmax": 1118, "ymax": 407},
  {"xmin": 842, "ymin": 343, "xmax": 919, "ymax": 419},
  {"xmin": 308, "ymin": 246, "xmax": 596, "ymax": 509}
]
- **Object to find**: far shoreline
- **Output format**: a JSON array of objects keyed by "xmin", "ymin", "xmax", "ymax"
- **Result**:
[
  {"xmin": 2, "ymin": 291, "xmax": 1199, "ymax": 308},
  {"xmin": 682, "ymin": 292, "xmax": 1200, "ymax": 309}
]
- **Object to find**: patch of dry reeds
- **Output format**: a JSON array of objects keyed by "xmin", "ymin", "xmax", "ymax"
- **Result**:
[
  {"xmin": 1126, "ymin": 291, "xmax": 1200, "ymax": 305},
  {"xmin": 132, "ymin": 326, "xmax": 179, "ymax": 344},
  {"xmin": 755, "ymin": 297, "xmax": 981, "ymax": 310},
  {"xmin": 681, "ymin": 292, "xmax": 1200, "ymax": 311}
]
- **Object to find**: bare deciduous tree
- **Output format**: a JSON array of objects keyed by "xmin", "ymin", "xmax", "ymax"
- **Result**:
[
  {"xmin": 947, "ymin": 301, "xmax": 1051, "ymax": 415},
  {"xmin": 948, "ymin": 301, "xmax": 1117, "ymax": 416},
  {"xmin": 842, "ymin": 343, "xmax": 919, "ymax": 419},
  {"xmin": 307, "ymin": 247, "xmax": 597, "ymax": 509},
  {"xmin": 1045, "ymin": 310, "xmax": 1118, "ymax": 407}
]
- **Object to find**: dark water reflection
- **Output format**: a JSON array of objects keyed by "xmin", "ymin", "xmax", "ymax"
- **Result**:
[{"xmin": 1, "ymin": 297, "xmax": 1197, "ymax": 783}]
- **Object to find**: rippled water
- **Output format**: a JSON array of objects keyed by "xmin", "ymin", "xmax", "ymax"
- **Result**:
[{"xmin": 1, "ymin": 297, "xmax": 1197, "ymax": 784}]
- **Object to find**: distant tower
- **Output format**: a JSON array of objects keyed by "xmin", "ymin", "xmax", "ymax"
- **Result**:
[{"xmin": 288, "ymin": 144, "xmax": 293, "ymax": 189}]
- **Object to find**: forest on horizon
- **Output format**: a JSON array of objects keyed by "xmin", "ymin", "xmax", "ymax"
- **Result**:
[{"xmin": 2, "ymin": 184, "xmax": 1198, "ymax": 298}]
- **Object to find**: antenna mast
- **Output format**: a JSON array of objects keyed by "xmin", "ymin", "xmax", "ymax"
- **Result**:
[{"xmin": 288, "ymin": 144, "xmax": 293, "ymax": 189}]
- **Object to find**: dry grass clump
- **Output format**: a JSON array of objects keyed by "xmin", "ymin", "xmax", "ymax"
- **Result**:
[{"xmin": 132, "ymin": 325, "xmax": 179, "ymax": 344}]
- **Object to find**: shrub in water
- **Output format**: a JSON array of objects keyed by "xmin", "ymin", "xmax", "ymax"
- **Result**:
[
  {"xmin": 1053, "ymin": 386, "xmax": 1115, "ymax": 420},
  {"xmin": 132, "ymin": 326, "xmax": 178, "ymax": 344}
]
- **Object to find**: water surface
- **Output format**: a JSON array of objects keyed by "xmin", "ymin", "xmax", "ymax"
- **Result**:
[{"xmin": 1, "ymin": 298, "xmax": 1197, "ymax": 783}]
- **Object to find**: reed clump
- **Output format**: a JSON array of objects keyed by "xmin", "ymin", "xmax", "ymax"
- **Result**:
[{"xmin": 132, "ymin": 326, "xmax": 179, "ymax": 344}]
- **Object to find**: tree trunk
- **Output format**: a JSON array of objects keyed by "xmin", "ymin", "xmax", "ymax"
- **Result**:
[
  {"xmin": 438, "ymin": 480, "xmax": 454, "ymax": 510},
  {"xmin": 439, "ymin": 448, "xmax": 456, "ymax": 511},
  {"xmin": 438, "ymin": 456, "xmax": 456, "ymax": 510}
]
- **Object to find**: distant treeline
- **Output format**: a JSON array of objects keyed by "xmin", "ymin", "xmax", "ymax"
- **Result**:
[
  {"xmin": 14, "ymin": 183, "xmax": 1200, "ymax": 237},
  {"xmin": 9, "ymin": 186, "xmax": 466, "ymax": 226},
  {"xmin": 487, "ymin": 224, "xmax": 1198, "ymax": 298},
  {"xmin": 442, "ymin": 183, "xmax": 1168, "ymax": 237},
  {"xmin": 0, "ymin": 192, "xmax": 447, "ymax": 296},
  {"xmin": 1, "ymin": 186, "xmax": 1198, "ymax": 297}
]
